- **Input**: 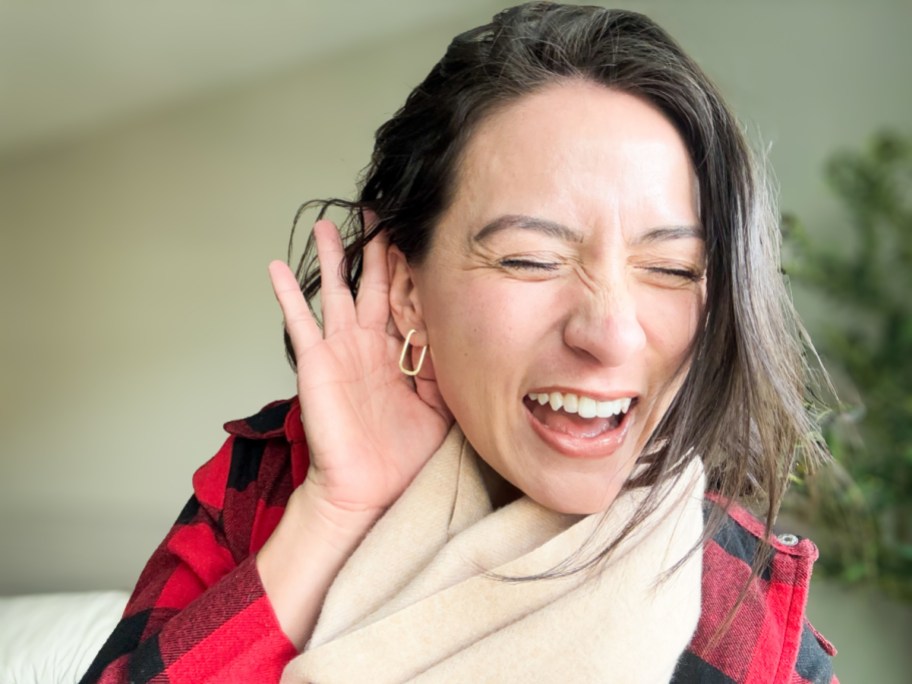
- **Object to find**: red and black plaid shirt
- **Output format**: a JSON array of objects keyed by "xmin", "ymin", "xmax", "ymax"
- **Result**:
[{"xmin": 80, "ymin": 399, "xmax": 838, "ymax": 683}]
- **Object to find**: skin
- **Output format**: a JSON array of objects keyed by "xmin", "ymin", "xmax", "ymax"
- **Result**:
[
  {"xmin": 389, "ymin": 81, "xmax": 707, "ymax": 514},
  {"xmin": 259, "ymin": 224, "xmax": 452, "ymax": 649},
  {"xmin": 259, "ymin": 79, "xmax": 706, "ymax": 647}
]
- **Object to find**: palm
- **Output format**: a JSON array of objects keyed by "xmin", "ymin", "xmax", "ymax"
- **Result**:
[{"xmin": 269, "ymin": 220, "xmax": 451, "ymax": 516}]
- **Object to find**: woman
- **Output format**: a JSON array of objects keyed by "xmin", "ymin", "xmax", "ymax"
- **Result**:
[{"xmin": 82, "ymin": 3, "xmax": 837, "ymax": 682}]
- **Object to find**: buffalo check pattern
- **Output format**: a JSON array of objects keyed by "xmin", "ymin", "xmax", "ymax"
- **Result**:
[{"xmin": 80, "ymin": 399, "xmax": 838, "ymax": 683}]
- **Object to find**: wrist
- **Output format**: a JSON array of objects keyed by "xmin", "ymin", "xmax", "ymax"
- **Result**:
[
  {"xmin": 293, "ymin": 485, "xmax": 383, "ymax": 557},
  {"xmin": 256, "ymin": 482, "xmax": 383, "ymax": 649}
]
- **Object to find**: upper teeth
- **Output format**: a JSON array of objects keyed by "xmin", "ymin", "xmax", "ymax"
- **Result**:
[{"xmin": 526, "ymin": 392, "xmax": 632, "ymax": 419}]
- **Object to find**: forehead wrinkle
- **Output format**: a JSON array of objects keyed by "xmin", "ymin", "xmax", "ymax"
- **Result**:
[{"xmin": 472, "ymin": 214, "xmax": 585, "ymax": 245}]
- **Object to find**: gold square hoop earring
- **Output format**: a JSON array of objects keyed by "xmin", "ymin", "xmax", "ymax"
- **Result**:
[{"xmin": 398, "ymin": 328, "xmax": 428, "ymax": 377}]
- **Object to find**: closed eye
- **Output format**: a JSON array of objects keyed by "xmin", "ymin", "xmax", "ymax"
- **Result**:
[
  {"xmin": 645, "ymin": 266, "xmax": 704, "ymax": 282},
  {"xmin": 499, "ymin": 258, "xmax": 560, "ymax": 272}
]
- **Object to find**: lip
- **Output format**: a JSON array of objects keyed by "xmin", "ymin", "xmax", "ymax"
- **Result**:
[{"xmin": 524, "ymin": 396, "xmax": 635, "ymax": 460}]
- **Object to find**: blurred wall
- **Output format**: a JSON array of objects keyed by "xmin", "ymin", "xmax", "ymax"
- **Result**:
[
  {"xmin": 1, "ymin": 0, "xmax": 910, "ymax": 676},
  {"xmin": 0, "ymin": 11, "xmax": 487, "ymax": 595}
]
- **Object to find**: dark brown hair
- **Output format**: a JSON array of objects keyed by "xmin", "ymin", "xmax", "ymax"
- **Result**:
[{"xmin": 288, "ymin": 1, "xmax": 829, "ymax": 587}]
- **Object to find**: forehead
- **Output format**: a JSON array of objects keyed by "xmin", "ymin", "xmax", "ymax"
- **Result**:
[{"xmin": 442, "ymin": 80, "xmax": 698, "ymax": 237}]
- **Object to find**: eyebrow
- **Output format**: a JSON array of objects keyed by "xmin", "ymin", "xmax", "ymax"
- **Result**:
[
  {"xmin": 472, "ymin": 214, "xmax": 585, "ymax": 244},
  {"xmin": 472, "ymin": 215, "xmax": 704, "ymax": 245},
  {"xmin": 632, "ymin": 225, "xmax": 705, "ymax": 245}
]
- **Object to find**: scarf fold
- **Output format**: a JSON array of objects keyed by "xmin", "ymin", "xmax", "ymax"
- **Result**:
[{"xmin": 282, "ymin": 426, "xmax": 704, "ymax": 683}]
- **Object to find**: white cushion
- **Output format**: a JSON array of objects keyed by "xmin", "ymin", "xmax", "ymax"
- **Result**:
[{"xmin": 0, "ymin": 591, "xmax": 128, "ymax": 684}]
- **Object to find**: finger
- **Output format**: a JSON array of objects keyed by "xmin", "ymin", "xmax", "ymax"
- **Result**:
[
  {"xmin": 356, "ymin": 229, "xmax": 391, "ymax": 329},
  {"xmin": 268, "ymin": 260, "xmax": 322, "ymax": 353},
  {"xmin": 313, "ymin": 219, "xmax": 356, "ymax": 335}
]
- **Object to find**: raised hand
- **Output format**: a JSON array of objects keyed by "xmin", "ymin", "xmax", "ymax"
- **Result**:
[{"xmin": 268, "ymin": 219, "xmax": 453, "ymax": 520}]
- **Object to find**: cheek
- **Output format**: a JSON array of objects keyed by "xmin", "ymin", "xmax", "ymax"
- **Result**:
[
  {"xmin": 423, "ymin": 277, "xmax": 560, "ymax": 433},
  {"xmin": 638, "ymin": 288, "xmax": 704, "ymax": 364},
  {"xmin": 431, "ymin": 277, "xmax": 551, "ymax": 356}
]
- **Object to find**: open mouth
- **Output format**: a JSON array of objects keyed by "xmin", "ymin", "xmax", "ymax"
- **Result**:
[{"xmin": 523, "ymin": 390, "xmax": 637, "ymax": 455}]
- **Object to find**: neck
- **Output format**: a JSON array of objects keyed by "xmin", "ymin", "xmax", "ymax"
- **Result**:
[{"xmin": 477, "ymin": 457, "xmax": 523, "ymax": 510}]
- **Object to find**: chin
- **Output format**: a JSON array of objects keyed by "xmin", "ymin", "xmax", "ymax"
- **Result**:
[
  {"xmin": 547, "ymin": 501, "xmax": 611, "ymax": 515},
  {"xmin": 529, "ymin": 486, "xmax": 623, "ymax": 515}
]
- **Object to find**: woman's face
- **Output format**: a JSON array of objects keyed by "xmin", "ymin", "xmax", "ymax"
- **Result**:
[{"xmin": 391, "ymin": 81, "xmax": 706, "ymax": 514}]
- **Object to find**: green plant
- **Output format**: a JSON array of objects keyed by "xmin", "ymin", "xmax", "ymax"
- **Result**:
[{"xmin": 783, "ymin": 130, "xmax": 912, "ymax": 600}]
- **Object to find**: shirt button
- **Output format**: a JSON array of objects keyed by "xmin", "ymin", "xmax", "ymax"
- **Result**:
[{"xmin": 777, "ymin": 533, "xmax": 800, "ymax": 547}]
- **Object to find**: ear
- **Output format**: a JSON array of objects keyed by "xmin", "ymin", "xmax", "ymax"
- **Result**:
[{"xmin": 387, "ymin": 245, "xmax": 428, "ymax": 345}]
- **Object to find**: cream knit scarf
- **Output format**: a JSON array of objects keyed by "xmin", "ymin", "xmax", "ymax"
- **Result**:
[{"xmin": 282, "ymin": 426, "xmax": 704, "ymax": 683}]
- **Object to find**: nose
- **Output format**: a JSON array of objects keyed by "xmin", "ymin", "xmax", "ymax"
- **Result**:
[{"xmin": 562, "ymin": 280, "xmax": 647, "ymax": 366}]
